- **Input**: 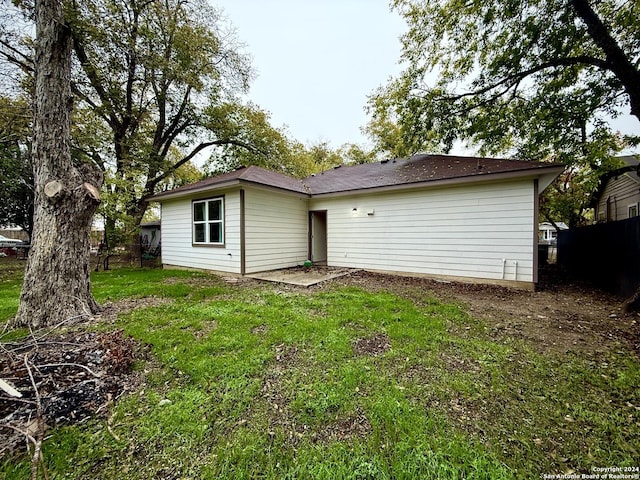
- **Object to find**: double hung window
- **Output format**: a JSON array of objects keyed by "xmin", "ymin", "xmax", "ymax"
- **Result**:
[{"xmin": 193, "ymin": 198, "xmax": 224, "ymax": 245}]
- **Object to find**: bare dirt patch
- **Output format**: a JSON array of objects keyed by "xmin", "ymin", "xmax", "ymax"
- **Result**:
[
  {"xmin": 314, "ymin": 409, "xmax": 373, "ymax": 443},
  {"xmin": 251, "ymin": 324, "xmax": 268, "ymax": 335},
  {"xmin": 95, "ymin": 296, "xmax": 172, "ymax": 324},
  {"xmin": 251, "ymin": 348, "xmax": 306, "ymax": 444},
  {"xmin": 440, "ymin": 352, "xmax": 482, "ymax": 374},
  {"xmin": 353, "ymin": 333, "xmax": 392, "ymax": 357}
]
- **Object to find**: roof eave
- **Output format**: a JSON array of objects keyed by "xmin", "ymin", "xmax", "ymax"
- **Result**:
[
  {"xmin": 147, "ymin": 179, "xmax": 243, "ymax": 202},
  {"xmin": 537, "ymin": 165, "xmax": 566, "ymax": 192},
  {"xmin": 148, "ymin": 178, "xmax": 309, "ymax": 202}
]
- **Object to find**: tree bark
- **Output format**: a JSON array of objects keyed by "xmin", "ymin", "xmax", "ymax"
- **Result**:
[
  {"xmin": 12, "ymin": 0, "xmax": 103, "ymax": 329},
  {"xmin": 571, "ymin": 0, "xmax": 640, "ymax": 123}
]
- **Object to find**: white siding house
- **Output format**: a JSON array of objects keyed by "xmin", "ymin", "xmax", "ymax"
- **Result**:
[
  {"xmin": 244, "ymin": 187, "xmax": 309, "ymax": 274},
  {"xmin": 149, "ymin": 154, "xmax": 563, "ymax": 289},
  {"xmin": 538, "ymin": 222, "xmax": 568, "ymax": 244},
  {"xmin": 595, "ymin": 173, "xmax": 640, "ymax": 222},
  {"xmin": 592, "ymin": 155, "xmax": 640, "ymax": 222},
  {"xmin": 309, "ymin": 180, "xmax": 536, "ymax": 283},
  {"xmin": 160, "ymin": 188, "xmax": 242, "ymax": 273}
]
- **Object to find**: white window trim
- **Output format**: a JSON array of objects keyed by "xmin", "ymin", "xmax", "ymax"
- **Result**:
[
  {"xmin": 628, "ymin": 202, "xmax": 639, "ymax": 219},
  {"xmin": 192, "ymin": 197, "xmax": 224, "ymax": 246}
]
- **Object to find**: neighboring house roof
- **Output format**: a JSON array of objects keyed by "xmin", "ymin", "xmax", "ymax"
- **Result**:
[
  {"xmin": 140, "ymin": 220, "xmax": 161, "ymax": 228},
  {"xmin": 539, "ymin": 222, "xmax": 568, "ymax": 230},
  {"xmin": 148, "ymin": 154, "xmax": 564, "ymax": 201},
  {"xmin": 618, "ymin": 155, "xmax": 640, "ymax": 168},
  {"xmin": 0, "ymin": 234, "xmax": 23, "ymax": 244}
]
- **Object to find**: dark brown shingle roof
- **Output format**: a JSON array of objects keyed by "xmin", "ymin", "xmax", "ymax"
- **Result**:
[
  {"xmin": 149, "ymin": 154, "xmax": 563, "ymax": 201},
  {"xmin": 149, "ymin": 165, "xmax": 309, "ymax": 200},
  {"xmin": 303, "ymin": 154, "xmax": 560, "ymax": 194}
]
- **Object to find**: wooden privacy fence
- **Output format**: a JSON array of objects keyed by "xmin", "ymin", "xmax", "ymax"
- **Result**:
[{"xmin": 558, "ymin": 216, "xmax": 640, "ymax": 296}]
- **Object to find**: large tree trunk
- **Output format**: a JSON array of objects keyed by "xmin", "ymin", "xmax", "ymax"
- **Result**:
[{"xmin": 11, "ymin": 0, "xmax": 103, "ymax": 329}]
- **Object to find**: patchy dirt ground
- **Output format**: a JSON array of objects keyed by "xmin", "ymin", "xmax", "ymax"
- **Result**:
[
  {"xmin": 2, "ymin": 266, "xmax": 638, "ymax": 458},
  {"xmin": 327, "ymin": 268, "xmax": 640, "ymax": 357}
]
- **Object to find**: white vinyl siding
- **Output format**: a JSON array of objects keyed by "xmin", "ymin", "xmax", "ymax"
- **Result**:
[
  {"xmin": 309, "ymin": 180, "xmax": 536, "ymax": 283},
  {"xmin": 596, "ymin": 173, "xmax": 640, "ymax": 221},
  {"xmin": 161, "ymin": 189, "xmax": 241, "ymax": 273},
  {"xmin": 159, "ymin": 177, "xmax": 539, "ymax": 286},
  {"xmin": 244, "ymin": 187, "xmax": 309, "ymax": 273}
]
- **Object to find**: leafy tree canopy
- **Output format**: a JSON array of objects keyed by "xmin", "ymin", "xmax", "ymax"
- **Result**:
[
  {"xmin": 1, "ymin": 0, "xmax": 301, "ymax": 242},
  {"xmin": 0, "ymin": 95, "xmax": 33, "ymax": 237},
  {"xmin": 205, "ymin": 126, "xmax": 378, "ymax": 178},
  {"xmin": 1, "ymin": 0, "xmax": 380, "ymax": 242},
  {"xmin": 66, "ymin": 0, "xmax": 254, "ymax": 223},
  {"xmin": 366, "ymin": 0, "xmax": 640, "ymax": 225}
]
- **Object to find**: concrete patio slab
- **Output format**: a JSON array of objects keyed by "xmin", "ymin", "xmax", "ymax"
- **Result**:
[{"xmin": 247, "ymin": 267, "xmax": 356, "ymax": 287}]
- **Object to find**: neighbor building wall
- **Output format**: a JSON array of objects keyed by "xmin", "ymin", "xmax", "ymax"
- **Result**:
[
  {"xmin": 309, "ymin": 179, "xmax": 536, "ymax": 285},
  {"xmin": 0, "ymin": 228, "xmax": 29, "ymax": 242},
  {"xmin": 160, "ymin": 188, "xmax": 242, "ymax": 273},
  {"xmin": 595, "ymin": 173, "xmax": 640, "ymax": 222},
  {"xmin": 243, "ymin": 186, "xmax": 309, "ymax": 273}
]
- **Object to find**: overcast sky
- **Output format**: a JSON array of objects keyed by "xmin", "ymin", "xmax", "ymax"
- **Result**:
[
  {"xmin": 214, "ymin": 0, "xmax": 406, "ymax": 149},
  {"xmin": 214, "ymin": 0, "xmax": 638, "ymax": 154}
]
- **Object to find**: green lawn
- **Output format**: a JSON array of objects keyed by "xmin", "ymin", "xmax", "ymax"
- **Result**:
[{"xmin": 1, "ymin": 259, "xmax": 639, "ymax": 479}]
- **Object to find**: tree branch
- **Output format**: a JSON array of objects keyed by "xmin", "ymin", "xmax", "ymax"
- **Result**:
[
  {"xmin": 147, "ymin": 138, "xmax": 262, "ymax": 191},
  {"xmin": 444, "ymin": 55, "xmax": 611, "ymax": 102},
  {"xmin": 159, "ymin": 118, "xmax": 194, "ymax": 160},
  {"xmin": 159, "ymin": 86, "xmax": 192, "ymax": 153},
  {"xmin": 71, "ymin": 145, "xmax": 104, "ymax": 170},
  {"xmin": 37, "ymin": 362, "xmax": 101, "ymax": 378},
  {"xmin": 122, "ymin": 6, "xmax": 141, "ymax": 138},
  {"xmin": 24, "ymin": 354, "xmax": 48, "ymax": 480},
  {"xmin": 69, "ymin": 83, "xmax": 113, "ymax": 125},
  {"xmin": 0, "ymin": 39, "xmax": 34, "ymax": 74},
  {"xmin": 571, "ymin": 0, "xmax": 640, "ymax": 120},
  {"xmin": 70, "ymin": 31, "xmax": 121, "ymax": 130}
]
